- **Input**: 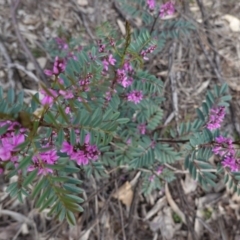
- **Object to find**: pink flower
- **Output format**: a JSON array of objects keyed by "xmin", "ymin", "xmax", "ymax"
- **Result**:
[
  {"xmin": 156, "ymin": 166, "xmax": 164, "ymax": 175},
  {"xmin": 147, "ymin": 0, "xmax": 155, "ymax": 10},
  {"xmin": 55, "ymin": 37, "xmax": 68, "ymax": 50},
  {"xmin": 0, "ymin": 134, "xmax": 25, "ymax": 161},
  {"xmin": 59, "ymin": 90, "xmax": 74, "ymax": 99},
  {"xmin": 28, "ymin": 148, "xmax": 59, "ymax": 175},
  {"xmin": 207, "ymin": 106, "xmax": 225, "ymax": 131},
  {"xmin": 149, "ymin": 175, "xmax": 155, "ymax": 182},
  {"xmin": 40, "ymin": 89, "xmax": 57, "ymax": 107},
  {"xmin": 138, "ymin": 123, "xmax": 147, "ymax": 135},
  {"xmin": 108, "ymin": 54, "xmax": 116, "ymax": 66},
  {"xmin": 222, "ymin": 155, "xmax": 239, "ymax": 172},
  {"xmin": 44, "ymin": 57, "xmax": 66, "ymax": 76},
  {"xmin": 102, "ymin": 54, "xmax": 116, "ymax": 71},
  {"xmin": 60, "ymin": 133, "xmax": 100, "ymax": 166},
  {"xmin": 61, "ymin": 141, "xmax": 74, "ymax": 155},
  {"xmin": 140, "ymin": 45, "xmax": 157, "ymax": 61},
  {"xmin": 212, "ymin": 136, "xmax": 234, "ymax": 157},
  {"xmin": 159, "ymin": 1, "xmax": 175, "ymax": 18},
  {"xmin": 65, "ymin": 106, "xmax": 70, "ymax": 114},
  {"xmin": 102, "ymin": 59, "xmax": 109, "ymax": 71},
  {"xmin": 127, "ymin": 90, "xmax": 143, "ymax": 104}
]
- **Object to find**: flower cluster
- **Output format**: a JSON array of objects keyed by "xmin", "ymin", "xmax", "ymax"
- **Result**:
[
  {"xmin": 28, "ymin": 148, "xmax": 59, "ymax": 175},
  {"xmin": 0, "ymin": 120, "xmax": 26, "ymax": 165},
  {"xmin": 40, "ymin": 88, "xmax": 58, "ymax": 107},
  {"xmin": 61, "ymin": 134, "xmax": 100, "ymax": 166},
  {"xmin": 149, "ymin": 165, "xmax": 164, "ymax": 182},
  {"xmin": 207, "ymin": 106, "xmax": 225, "ymax": 130},
  {"xmin": 127, "ymin": 90, "xmax": 143, "ymax": 104},
  {"xmin": 159, "ymin": 1, "xmax": 175, "ymax": 18},
  {"xmin": 138, "ymin": 123, "xmax": 147, "ymax": 135},
  {"xmin": 140, "ymin": 45, "xmax": 157, "ymax": 61},
  {"xmin": 55, "ymin": 37, "xmax": 68, "ymax": 50},
  {"xmin": 147, "ymin": 0, "xmax": 155, "ymax": 10},
  {"xmin": 44, "ymin": 56, "xmax": 66, "ymax": 77},
  {"xmin": 116, "ymin": 61, "xmax": 134, "ymax": 88},
  {"xmin": 102, "ymin": 54, "xmax": 116, "ymax": 71},
  {"xmin": 212, "ymin": 136, "xmax": 239, "ymax": 172}
]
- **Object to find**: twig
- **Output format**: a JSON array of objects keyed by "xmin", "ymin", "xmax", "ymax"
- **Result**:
[
  {"xmin": 8, "ymin": 63, "xmax": 39, "ymax": 83},
  {"xmin": 0, "ymin": 38, "xmax": 15, "ymax": 88},
  {"xmin": 0, "ymin": 209, "xmax": 38, "ymax": 239},
  {"xmin": 168, "ymin": 42, "xmax": 180, "ymax": 133},
  {"xmin": 10, "ymin": 0, "xmax": 48, "ymax": 85},
  {"xmin": 176, "ymin": 181, "xmax": 198, "ymax": 239}
]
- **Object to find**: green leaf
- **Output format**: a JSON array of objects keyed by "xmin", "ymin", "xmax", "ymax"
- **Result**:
[
  {"xmin": 39, "ymin": 195, "xmax": 56, "ymax": 212},
  {"xmin": 32, "ymin": 177, "xmax": 47, "ymax": 198},
  {"xmin": 220, "ymin": 95, "xmax": 232, "ymax": 101},
  {"xmin": 23, "ymin": 169, "xmax": 38, "ymax": 187},
  {"xmin": 18, "ymin": 154, "xmax": 33, "ymax": 170},
  {"xmin": 116, "ymin": 118, "xmax": 130, "ymax": 124},
  {"xmin": 70, "ymin": 129, "xmax": 76, "ymax": 145},
  {"xmin": 219, "ymin": 83, "xmax": 228, "ymax": 94},
  {"xmin": 7, "ymin": 88, "xmax": 15, "ymax": 104},
  {"xmin": 36, "ymin": 186, "xmax": 51, "ymax": 208},
  {"xmin": 66, "ymin": 211, "xmax": 76, "ymax": 225},
  {"xmin": 196, "ymin": 108, "xmax": 205, "ymax": 121}
]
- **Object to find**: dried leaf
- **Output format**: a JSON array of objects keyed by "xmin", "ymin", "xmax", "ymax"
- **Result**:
[
  {"xmin": 113, "ymin": 181, "xmax": 133, "ymax": 207},
  {"xmin": 150, "ymin": 207, "xmax": 180, "ymax": 239},
  {"xmin": 222, "ymin": 15, "xmax": 240, "ymax": 32},
  {"xmin": 181, "ymin": 173, "xmax": 197, "ymax": 194}
]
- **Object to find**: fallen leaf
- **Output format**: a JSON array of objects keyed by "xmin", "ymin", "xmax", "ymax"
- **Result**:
[
  {"xmin": 117, "ymin": 19, "xmax": 126, "ymax": 35},
  {"xmin": 150, "ymin": 207, "xmax": 181, "ymax": 239},
  {"xmin": 113, "ymin": 181, "xmax": 133, "ymax": 207},
  {"xmin": 222, "ymin": 15, "xmax": 240, "ymax": 32},
  {"xmin": 181, "ymin": 173, "xmax": 197, "ymax": 194}
]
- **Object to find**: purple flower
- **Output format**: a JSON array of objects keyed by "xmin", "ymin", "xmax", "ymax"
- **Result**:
[
  {"xmin": 61, "ymin": 141, "xmax": 74, "ymax": 155},
  {"xmin": 85, "ymin": 145, "xmax": 100, "ymax": 161},
  {"xmin": 102, "ymin": 54, "xmax": 116, "ymax": 71},
  {"xmin": 207, "ymin": 106, "xmax": 225, "ymax": 130},
  {"xmin": 127, "ymin": 90, "xmax": 143, "ymax": 104},
  {"xmin": 60, "ymin": 133, "xmax": 100, "ymax": 166},
  {"xmin": 222, "ymin": 155, "xmax": 239, "ymax": 172},
  {"xmin": 156, "ymin": 166, "xmax": 164, "ymax": 175},
  {"xmin": 159, "ymin": 1, "xmax": 175, "ymax": 18},
  {"xmin": 55, "ymin": 37, "xmax": 68, "ymax": 50},
  {"xmin": 147, "ymin": 0, "xmax": 155, "ymax": 10},
  {"xmin": 149, "ymin": 175, "xmax": 155, "ymax": 182},
  {"xmin": 116, "ymin": 61, "xmax": 134, "ymax": 88},
  {"xmin": 108, "ymin": 54, "xmax": 116, "ymax": 66},
  {"xmin": 212, "ymin": 136, "xmax": 234, "ymax": 157},
  {"xmin": 40, "ymin": 89, "xmax": 57, "ymax": 107},
  {"xmin": 44, "ymin": 57, "xmax": 66, "ymax": 76},
  {"xmin": 140, "ymin": 45, "xmax": 157, "ymax": 61},
  {"xmin": 59, "ymin": 90, "xmax": 74, "ymax": 99},
  {"xmin": 102, "ymin": 59, "xmax": 109, "ymax": 71},
  {"xmin": 0, "ymin": 134, "xmax": 25, "ymax": 161},
  {"xmin": 138, "ymin": 123, "xmax": 147, "ymax": 135},
  {"xmin": 28, "ymin": 148, "xmax": 59, "ymax": 175}
]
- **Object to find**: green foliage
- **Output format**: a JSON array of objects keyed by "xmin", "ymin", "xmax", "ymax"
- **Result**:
[{"xmin": 0, "ymin": 0, "xmax": 238, "ymax": 226}]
